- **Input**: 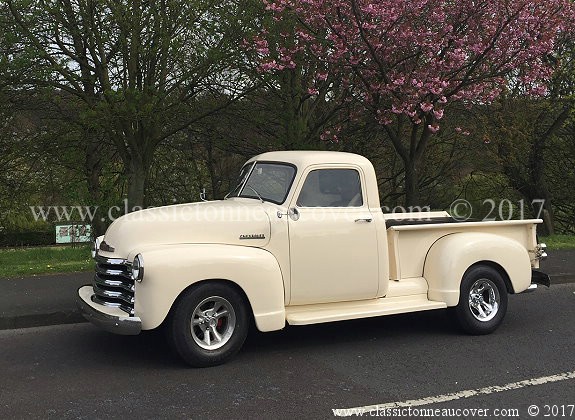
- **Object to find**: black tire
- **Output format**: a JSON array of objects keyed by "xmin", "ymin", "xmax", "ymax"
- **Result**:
[
  {"xmin": 167, "ymin": 282, "xmax": 249, "ymax": 367},
  {"xmin": 452, "ymin": 265, "xmax": 508, "ymax": 335}
]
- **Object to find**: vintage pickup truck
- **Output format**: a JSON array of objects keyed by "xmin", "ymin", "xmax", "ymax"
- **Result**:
[{"xmin": 77, "ymin": 151, "xmax": 550, "ymax": 367}]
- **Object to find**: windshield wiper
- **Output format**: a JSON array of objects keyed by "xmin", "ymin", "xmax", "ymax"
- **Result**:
[{"xmin": 242, "ymin": 185, "xmax": 264, "ymax": 203}]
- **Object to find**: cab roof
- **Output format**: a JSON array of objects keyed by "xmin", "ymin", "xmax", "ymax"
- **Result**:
[{"xmin": 247, "ymin": 151, "xmax": 373, "ymax": 170}]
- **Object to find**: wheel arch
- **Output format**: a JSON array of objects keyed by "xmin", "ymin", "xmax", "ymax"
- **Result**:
[
  {"xmin": 133, "ymin": 244, "xmax": 286, "ymax": 332},
  {"xmin": 166, "ymin": 278, "xmax": 255, "ymax": 327},
  {"xmin": 465, "ymin": 260, "xmax": 514, "ymax": 295},
  {"xmin": 423, "ymin": 232, "xmax": 531, "ymax": 306}
]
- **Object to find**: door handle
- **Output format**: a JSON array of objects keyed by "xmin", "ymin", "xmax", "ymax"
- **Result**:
[
  {"xmin": 354, "ymin": 218, "xmax": 372, "ymax": 223},
  {"xmin": 277, "ymin": 208, "xmax": 300, "ymax": 221}
]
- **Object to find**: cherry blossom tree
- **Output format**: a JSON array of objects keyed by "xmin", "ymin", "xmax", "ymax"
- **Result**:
[
  {"xmin": 244, "ymin": 10, "xmax": 348, "ymax": 150},
  {"xmin": 256, "ymin": 0, "xmax": 574, "ymax": 205}
]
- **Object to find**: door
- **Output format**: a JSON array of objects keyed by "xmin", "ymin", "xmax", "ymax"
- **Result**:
[{"xmin": 288, "ymin": 167, "xmax": 379, "ymax": 305}]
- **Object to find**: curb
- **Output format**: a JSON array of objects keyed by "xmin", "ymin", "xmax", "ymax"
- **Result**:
[
  {"xmin": 1, "ymin": 275, "xmax": 573, "ymax": 331},
  {"xmin": 0, "ymin": 311, "xmax": 86, "ymax": 331},
  {"xmin": 550, "ymin": 274, "xmax": 575, "ymax": 285}
]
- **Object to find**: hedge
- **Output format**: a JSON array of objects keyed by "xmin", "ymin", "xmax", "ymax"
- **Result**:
[{"xmin": 0, "ymin": 230, "xmax": 55, "ymax": 247}]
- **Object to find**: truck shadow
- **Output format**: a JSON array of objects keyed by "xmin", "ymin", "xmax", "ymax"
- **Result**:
[
  {"xmin": 76, "ymin": 308, "xmax": 458, "ymax": 368},
  {"xmin": 243, "ymin": 308, "xmax": 457, "ymax": 353}
]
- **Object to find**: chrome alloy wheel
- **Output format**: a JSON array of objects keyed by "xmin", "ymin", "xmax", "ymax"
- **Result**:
[
  {"xmin": 468, "ymin": 278, "xmax": 500, "ymax": 322},
  {"xmin": 191, "ymin": 296, "xmax": 236, "ymax": 350}
]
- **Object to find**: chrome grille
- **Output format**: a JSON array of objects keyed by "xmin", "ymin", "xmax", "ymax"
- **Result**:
[{"xmin": 92, "ymin": 255, "xmax": 135, "ymax": 315}]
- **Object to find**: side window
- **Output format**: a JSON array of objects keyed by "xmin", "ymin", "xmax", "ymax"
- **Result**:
[{"xmin": 297, "ymin": 169, "xmax": 363, "ymax": 207}]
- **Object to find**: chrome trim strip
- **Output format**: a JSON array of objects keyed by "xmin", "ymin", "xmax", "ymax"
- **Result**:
[
  {"xmin": 91, "ymin": 295, "xmax": 135, "ymax": 315},
  {"xmin": 93, "ymin": 283, "xmax": 134, "ymax": 305},
  {"xmin": 95, "ymin": 255, "xmax": 129, "ymax": 266},
  {"xmin": 93, "ymin": 274, "xmax": 135, "ymax": 292},
  {"xmin": 95, "ymin": 265, "xmax": 131, "ymax": 279}
]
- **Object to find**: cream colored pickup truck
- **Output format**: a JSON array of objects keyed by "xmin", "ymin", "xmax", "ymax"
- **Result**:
[{"xmin": 77, "ymin": 151, "xmax": 550, "ymax": 367}]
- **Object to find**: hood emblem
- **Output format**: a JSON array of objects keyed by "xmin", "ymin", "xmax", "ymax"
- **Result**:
[
  {"xmin": 239, "ymin": 234, "xmax": 266, "ymax": 240},
  {"xmin": 100, "ymin": 241, "xmax": 115, "ymax": 252}
]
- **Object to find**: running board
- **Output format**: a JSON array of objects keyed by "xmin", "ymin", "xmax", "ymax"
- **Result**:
[{"xmin": 285, "ymin": 294, "xmax": 447, "ymax": 325}]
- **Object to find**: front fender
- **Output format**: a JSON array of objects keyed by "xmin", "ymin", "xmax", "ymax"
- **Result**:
[
  {"xmin": 131, "ymin": 244, "xmax": 286, "ymax": 331},
  {"xmin": 423, "ymin": 233, "xmax": 531, "ymax": 306}
]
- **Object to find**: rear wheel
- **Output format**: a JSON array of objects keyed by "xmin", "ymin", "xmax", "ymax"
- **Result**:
[
  {"xmin": 452, "ymin": 265, "xmax": 508, "ymax": 335},
  {"xmin": 167, "ymin": 283, "xmax": 249, "ymax": 367}
]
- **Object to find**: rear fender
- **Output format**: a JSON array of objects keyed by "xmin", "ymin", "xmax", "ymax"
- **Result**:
[{"xmin": 423, "ymin": 233, "xmax": 531, "ymax": 306}]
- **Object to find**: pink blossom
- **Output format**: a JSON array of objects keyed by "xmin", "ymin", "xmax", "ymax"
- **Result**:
[
  {"xmin": 406, "ymin": 109, "xmax": 417, "ymax": 118},
  {"xmin": 420, "ymin": 102, "xmax": 433, "ymax": 113},
  {"xmin": 257, "ymin": 0, "xmax": 573, "ymax": 132},
  {"xmin": 259, "ymin": 61, "xmax": 279, "ymax": 72},
  {"xmin": 433, "ymin": 109, "xmax": 444, "ymax": 120}
]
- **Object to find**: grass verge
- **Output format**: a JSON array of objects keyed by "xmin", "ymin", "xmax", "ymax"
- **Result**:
[
  {"xmin": 0, "ymin": 245, "xmax": 92, "ymax": 278},
  {"xmin": 0, "ymin": 235, "xmax": 573, "ymax": 278},
  {"xmin": 540, "ymin": 235, "xmax": 575, "ymax": 251}
]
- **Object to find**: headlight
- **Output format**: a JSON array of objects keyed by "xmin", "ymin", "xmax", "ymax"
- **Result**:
[
  {"xmin": 131, "ymin": 254, "xmax": 144, "ymax": 282},
  {"xmin": 91, "ymin": 237, "xmax": 101, "ymax": 259}
]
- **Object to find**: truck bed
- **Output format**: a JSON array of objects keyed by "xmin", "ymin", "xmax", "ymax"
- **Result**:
[{"xmin": 383, "ymin": 213, "xmax": 540, "ymax": 280}]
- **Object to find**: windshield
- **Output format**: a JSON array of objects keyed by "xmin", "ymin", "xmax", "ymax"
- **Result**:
[{"xmin": 227, "ymin": 162, "xmax": 296, "ymax": 204}]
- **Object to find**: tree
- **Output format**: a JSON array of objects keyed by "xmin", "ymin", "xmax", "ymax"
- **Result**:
[
  {"xmin": 258, "ymin": 0, "xmax": 574, "ymax": 205},
  {"xmin": 479, "ymin": 37, "xmax": 575, "ymax": 235},
  {"xmin": 547, "ymin": 120, "xmax": 575, "ymax": 233},
  {"xmin": 4, "ymin": 0, "xmax": 259, "ymax": 209},
  {"xmin": 244, "ymin": 8, "xmax": 350, "ymax": 151},
  {"xmin": 480, "ymin": 98, "xmax": 571, "ymax": 234}
]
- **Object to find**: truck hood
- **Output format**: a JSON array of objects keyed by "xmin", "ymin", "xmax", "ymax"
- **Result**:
[{"xmin": 100, "ymin": 200, "xmax": 271, "ymax": 257}]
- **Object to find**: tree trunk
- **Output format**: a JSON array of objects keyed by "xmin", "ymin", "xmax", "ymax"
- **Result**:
[
  {"xmin": 84, "ymin": 134, "xmax": 106, "ymax": 235},
  {"xmin": 400, "ymin": 122, "xmax": 431, "ymax": 208},
  {"xmin": 205, "ymin": 140, "xmax": 222, "ymax": 200},
  {"xmin": 126, "ymin": 158, "xmax": 147, "ymax": 212},
  {"xmin": 528, "ymin": 128, "xmax": 556, "ymax": 236},
  {"xmin": 528, "ymin": 185, "xmax": 555, "ymax": 236},
  {"xmin": 404, "ymin": 161, "xmax": 420, "ymax": 208}
]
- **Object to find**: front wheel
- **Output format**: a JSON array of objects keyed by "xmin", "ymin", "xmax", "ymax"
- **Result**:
[
  {"xmin": 167, "ymin": 283, "xmax": 249, "ymax": 367},
  {"xmin": 452, "ymin": 265, "xmax": 508, "ymax": 335}
]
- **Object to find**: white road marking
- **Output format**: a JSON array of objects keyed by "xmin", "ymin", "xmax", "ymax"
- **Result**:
[{"xmin": 334, "ymin": 371, "xmax": 575, "ymax": 416}]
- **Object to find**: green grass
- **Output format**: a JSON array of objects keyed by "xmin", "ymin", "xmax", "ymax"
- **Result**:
[
  {"xmin": 540, "ymin": 235, "xmax": 575, "ymax": 251},
  {"xmin": 0, "ymin": 234, "xmax": 572, "ymax": 278},
  {"xmin": 0, "ymin": 245, "xmax": 93, "ymax": 278}
]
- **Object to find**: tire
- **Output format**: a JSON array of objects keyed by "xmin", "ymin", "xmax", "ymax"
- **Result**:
[
  {"xmin": 452, "ymin": 265, "xmax": 508, "ymax": 335},
  {"xmin": 167, "ymin": 282, "xmax": 249, "ymax": 367}
]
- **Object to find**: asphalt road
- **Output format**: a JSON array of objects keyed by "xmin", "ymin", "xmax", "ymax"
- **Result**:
[
  {"xmin": 0, "ymin": 249, "xmax": 572, "ymax": 331},
  {"xmin": 1, "ymin": 283, "xmax": 573, "ymax": 420}
]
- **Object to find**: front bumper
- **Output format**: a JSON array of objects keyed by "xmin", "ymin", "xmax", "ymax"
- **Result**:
[{"xmin": 77, "ymin": 285, "xmax": 141, "ymax": 335}]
